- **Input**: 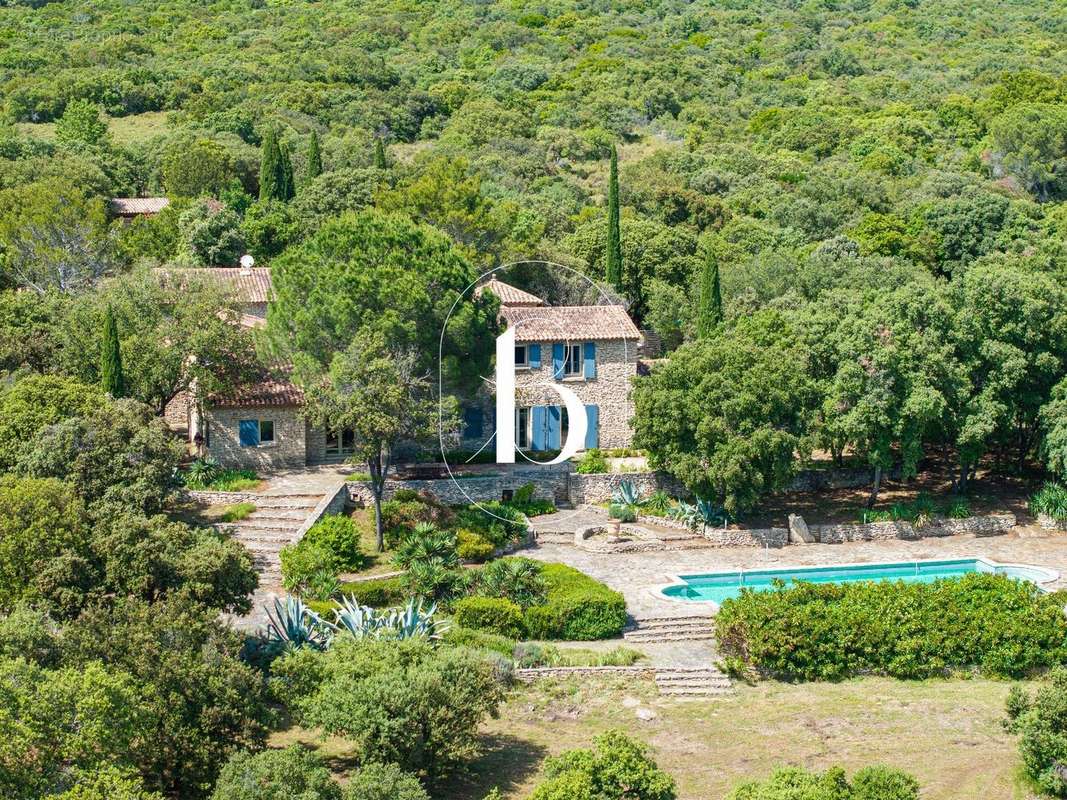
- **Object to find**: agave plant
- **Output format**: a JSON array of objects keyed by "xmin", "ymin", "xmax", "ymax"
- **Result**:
[
  {"xmin": 333, "ymin": 596, "xmax": 447, "ymax": 640},
  {"xmin": 695, "ymin": 497, "xmax": 729, "ymax": 529},
  {"xmin": 263, "ymin": 596, "xmax": 334, "ymax": 651},
  {"xmin": 611, "ymin": 480, "xmax": 641, "ymax": 507}
]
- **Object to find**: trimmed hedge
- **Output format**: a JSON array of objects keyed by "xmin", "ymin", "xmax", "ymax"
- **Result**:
[
  {"xmin": 716, "ymin": 573, "xmax": 1067, "ymax": 681},
  {"xmin": 453, "ymin": 596, "xmax": 525, "ymax": 638},
  {"xmin": 338, "ymin": 576, "xmax": 405, "ymax": 607},
  {"xmin": 523, "ymin": 563, "xmax": 627, "ymax": 641}
]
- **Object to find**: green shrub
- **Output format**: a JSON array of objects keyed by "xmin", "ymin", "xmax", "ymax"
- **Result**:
[
  {"xmin": 185, "ymin": 467, "xmax": 259, "ymax": 493},
  {"xmin": 716, "ymin": 573, "xmax": 1067, "ymax": 682},
  {"xmin": 211, "ymin": 745, "xmax": 341, "ymax": 800},
  {"xmin": 471, "ymin": 557, "xmax": 546, "ymax": 607},
  {"xmin": 453, "ymin": 596, "xmax": 525, "ymax": 638},
  {"xmin": 512, "ymin": 482, "xmax": 536, "ymax": 505},
  {"xmin": 523, "ymin": 563, "xmax": 627, "ymax": 640},
  {"xmin": 219, "ymin": 502, "xmax": 255, "ymax": 522},
  {"xmin": 1007, "ymin": 666, "xmax": 1067, "ymax": 796},
  {"xmin": 280, "ymin": 540, "xmax": 339, "ymax": 594},
  {"xmin": 1031, "ymin": 482, "xmax": 1067, "ymax": 521},
  {"xmin": 608, "ymin": 502, "xmax": 636, "ymax": 522},
  {"xmin": 303, "ymin": 514, "xmax": 364, "ymax": 571},
  {"xmin": 946, "ymin": 499, "xmax": 971, "ymax": 519},
  {"xmin": 576, "ymin": 449, "xmax": 608, "ymax": 474},
  {"xmin": 457, "ymin": 529, "xmax": 495, "ymax": 562},
  {"xmin": 342, "ymin": 762, "xmax": 429, "ymax": 800},
  {"xmin": 724, "ymin": 765, "xmax": 919, "ymax": 800},
  {"xmin": 440, "ymin": 626, "xmax": 517, "ymax": 659},
  {"xmin": 530, "ymin": 730, "xmax": 675, "ymax": 800},
  {"xmin": 275, "ymin": 638, "xmax": 507, "ymax": 786},
  {"xmin": 508, "ymin": 498, "xmax": 555, "ymax": 517},
  {"xmin": 335, "ymin": 576, "xmax": 405, "ymax": 608},
  {"xmin": 452, "ymin": 502, "xmax": 528, "ymax": 547},
  {"xmin": 514, "ymin": 643, "xmax": 644, "ymax": 668},
  {"xmin": 643, "ymin": 490, "xmax": 672, "ymax": 516},
  {"xmin": 380, "ymin": 493, "xmax": 454, "ymax": 547}
]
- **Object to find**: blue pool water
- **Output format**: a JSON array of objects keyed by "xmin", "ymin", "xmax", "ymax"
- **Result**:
[{"xmin": 660, "ymin": 558, "xmax": 1053, "ymax": 605}]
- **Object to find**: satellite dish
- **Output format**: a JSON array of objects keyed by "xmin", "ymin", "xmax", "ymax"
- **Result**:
[{"xmin": 239, "ymin": 254, "xmax": 255, "ymax": 269}]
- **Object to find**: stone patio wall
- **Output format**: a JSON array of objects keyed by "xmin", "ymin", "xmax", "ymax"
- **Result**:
[
  {"xmin": 568, "ymin": 471, "xmax": 685, "ymax": 505},
  {"xmin": 1037, "ymin": 514, "xmax": 1067, "ymax": 531},
  {"xmin": 347, "ymin": 472, "xmax": 559, "ymax": 506},
  {"xmin": 811, "ymin": 513, "xmax": 1015, "ymax": 544}
]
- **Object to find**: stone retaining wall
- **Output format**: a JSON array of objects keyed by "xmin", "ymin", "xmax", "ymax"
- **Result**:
[
  {"xmin": 639, "ymin": 514, "xmax": 788, "ymax": 548},
  {"xmin": 514, "ymin": 666, "xmax": 656, "ymax": 682},
  {"xmin": 811, "ymin": 514, "xmax": 1015, "ymax": 544},
  {"xmin": 182, "ymin": 489, "xmax": 264, "ymax": 505},
  {"xmin": 1038, "ymin": 514, "xmax": 1067, "ymax": 531},
  {"xmin": 347, "ymin": 473, "xmax": 559, "ymax": 506},
  {"xmin": 567, "ymin": 472, "xmax": 685, "ymax": 505},
  {"xmin": 295, "ymin": 481, "xmax": 350, "ymax": 538}
]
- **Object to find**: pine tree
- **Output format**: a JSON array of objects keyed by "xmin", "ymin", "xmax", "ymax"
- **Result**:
[
  {"xmin": 259, "ymin": 128, "xmax": 282, "ymax": 202},
  {"xmin": 605, "ymin": 144, "xmax": 622, "ymax": 291},
  {"xmin": 373, "ymin": 137, "xmax": 387, "ymax": 169},
  {"xmin": 697, "ymin": 251, "xmax": 723, "ymax": 338},
  {"xmin": 306, "ymin": 130, "xmax": 323, "ymax": 181},
  {"xmin": 100, "ymin": 306, "xmax": 124, "ymax": 398},
  {"xmin": 280, "ymin": 143, "xmax": 295, "ymax": 200}
]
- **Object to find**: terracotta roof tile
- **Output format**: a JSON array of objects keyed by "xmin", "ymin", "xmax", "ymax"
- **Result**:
[
  {"xmin": 501, "ymin": 304, "xmax": 641, "ymax": 342},
  {"xmin": 209, "ymin": 366, "xmax": 304, "ymax": 408},
  {"xmin": 154, "ymin": 267, "xmax": 274, "ymax": 303},
  {"xmin": 110, "ymin": 197, "xmax": 170, "ymax": 215},
  {"xmin": 477, "ymin": 278, "xmax": 545, "ymax": 307}
]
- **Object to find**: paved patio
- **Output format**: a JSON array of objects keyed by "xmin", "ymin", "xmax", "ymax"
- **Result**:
[{"xmin": 521, "ymin": 525, "xmax": 1067, "ymax": 620}]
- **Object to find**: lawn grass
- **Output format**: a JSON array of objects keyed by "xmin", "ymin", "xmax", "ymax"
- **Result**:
[
  {"xmin": 440, "ymin": 676, "xmax": 1030, "ymax": 800},
  {"xmin": 15, "ymin": 110, "xmax": 171, "ymax": 145},
  {"xmin": 219, "ymin": 502, "xmax": 255, "ymax": 522},
  {"xmin": 266, "ymin": 676, "xmax": 1029, "ymax": 798}
]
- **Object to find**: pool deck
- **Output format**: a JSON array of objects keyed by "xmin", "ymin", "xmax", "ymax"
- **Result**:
[{"xmin": 521, "ymin": 525, "xmax": 1067, "ymax": 620}]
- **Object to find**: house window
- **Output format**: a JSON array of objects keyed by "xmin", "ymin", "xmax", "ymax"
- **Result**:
[
  {"xmin": 515, "ymin": 344, "xmax": 528, "ymax": 367},
  {"xmin": 563, "ymin": 343, "xmax": 582, "ymax": 376},
  {"xmin": 239, "ymin": 419, "xmax": 275, "ymax": 447},
  {"xmin": 516, "ymin": 407, "xmax": 530, "ymax": 449},
  {"xmin": 325, "ymin": 428, "xmax": 357, "ymax": 456}
]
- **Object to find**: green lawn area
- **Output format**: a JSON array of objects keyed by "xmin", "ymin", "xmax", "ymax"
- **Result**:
[
  {"xmin": 15, "ymin": 110, "xmax": 171, "ymax": 145},
  {"xmin": 271, "ymin": 676, "xmax": 1033, "ymax": 799},
  {"xmin": 341, "ymin": 507, "xmax": 400, "ymax": 578}
]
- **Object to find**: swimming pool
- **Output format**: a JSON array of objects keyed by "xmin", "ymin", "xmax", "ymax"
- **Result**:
[{"xmin": 657, "ymin": 558, "xmax": 1059, "ymax": 606}]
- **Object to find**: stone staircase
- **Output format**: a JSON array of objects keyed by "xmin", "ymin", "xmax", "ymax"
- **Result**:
[
  {"xmin": 228, "ymin": 494, "xmax": 321, "ymax": 585},
  {"xmin": 654, "ymin": 665, "xmax": 733, "ymax": 697},
  {"xmin": 623, "ymin": 615, "xmax": 716, "ymax": 643}
]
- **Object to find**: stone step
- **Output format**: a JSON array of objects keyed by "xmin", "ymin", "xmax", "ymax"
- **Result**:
[
  {"xmin": 244, "ymin": 498, "xmax": 320, "ymax": 510},
  {"xmin": 248, "ymin": 508, "xmax": 311, "ymax": 521},
  {"xmin": 656, "ymin": 685, "xmax": 733, "ymax": 697},
  {"xmin": 235, "ymin": 520, "xmax": 303, "ymax": 533},
  {"xmin": 630, "ymin": 615, "xmax": 716, "ymax": 627},
  {"xmin": 624, "ymin": 629, "xmax": 715, "ymax": 643}
]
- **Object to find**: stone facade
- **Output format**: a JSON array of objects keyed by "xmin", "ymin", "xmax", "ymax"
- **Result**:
[
  {"xmin": 163, "ymin": 390, "xmax": 192, "ymax": 432},
  {"xmin": 1037, "ymin": 514, "xmax": 1067, "ymax": 531},
  {"xmin": 203, "ymin": 406, "xmax": 309, "ymax": 470}
]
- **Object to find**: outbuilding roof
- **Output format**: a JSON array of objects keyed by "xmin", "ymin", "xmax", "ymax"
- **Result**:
[
  {"xmin": 154, "ymin": 267, "xmax": 274, "ymax": 304},
  {"xmin": 209, "ymin": 372, "xmax": 304, "ymax": 408},
  {"xmin": 477, "ymin": 278, "xmax": 545, "ymax": 307},
  {"xmin": 500, "ymin": 304, "xmax": 642, "ymax": 342},
  {"xmin": 109, "ymin": 197, "xmax": 171, "ymax": 216}
]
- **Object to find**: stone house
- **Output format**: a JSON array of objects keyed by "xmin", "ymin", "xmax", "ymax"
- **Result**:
[
  {"xmin": 460, "ymin": 278, "xmax": 642, "ymax": 454},
  {"xmin": 165, "ymin": 271, "xmax": 643, "ymax": 470}
]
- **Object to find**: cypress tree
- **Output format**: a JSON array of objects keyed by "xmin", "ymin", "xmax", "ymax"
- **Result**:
[
  {"xmin": 697, "ymin": 251, "xmax": 723, "ymax": 338},
  {"xmin": 306, "ymin": 130, "xmax": 323, "ymax": 181},
  {"xmin": 280, "ymin": 143, "xmax": 295, "ymax": 200},
  {"xmin": 373, "ymin": 137, "xmax": 387, "ymax": 169},
  {"xmin": 605, "ymin": 144, "xmax": 622, "ymax": 290},
  {"xmin": 259, "ymin": 128, "xmax": 282, "ymax": 202},
  {"xmin": 100, "ymin": 306, "xmax": 124, "ymax": 398}
]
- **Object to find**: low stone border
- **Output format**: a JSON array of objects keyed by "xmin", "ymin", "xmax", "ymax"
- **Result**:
[
  {"xmin": 639, "ymin": 515, "xmax": 788, "ymax": 548},
  {"xmin": 514, "ymin": 666, "xmax": 656, "ymax": 682},
  {"xmin": 1037, "ymin": 514, "xmax": 1067, "ymax": 531},
  {"xmin": 181, "ymin": 489, "xmax": 264, "ymax": 505}
]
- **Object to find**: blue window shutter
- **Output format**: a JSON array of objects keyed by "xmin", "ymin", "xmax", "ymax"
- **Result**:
[
  {"xmin": 584, "ymin": 341, "xmax": 597, "ymax": 379},
  {"xmin": 463, "ymin": 407, "xmax": 483, "ymax": 438},
  {"xmin": 528, "ymin": 343, "xmax": 541, "ymax": 369},
  {"xmin": 552, "ymin": 343, "xmax": 565, "ymax": 379},
  {"xmin": 531, "ymin": 406, "xmax": 547, "ymax": 450},
  {"xmin": 585, "ymin": 405, "xmax": 599, "ymax": 449},
  {"xmin": 239, "ymin": 419, "xmax": 259, "ymax": 447},
  {"xmin": 547, "ymin": 405, "xmax": 562, "ymax": 450}
]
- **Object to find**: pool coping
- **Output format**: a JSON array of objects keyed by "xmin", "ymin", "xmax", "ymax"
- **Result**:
[{"xmin": 651, "ymin": 556, "xmax": 1061, "ymax": 610}]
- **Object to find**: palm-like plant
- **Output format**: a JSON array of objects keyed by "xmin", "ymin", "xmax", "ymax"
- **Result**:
[
  {"xmin": 263, "ymin": 596, "xmax": 334, "ymax": 651},
  {"xmin": 393, "ymin": 525, "xmax": 459, "ymax": 569},
  {"xmin": 643, "ymin": 490, "xmax": 672, "ymax": 516},
  {"xmin": 476, "ymin": 557, "xmax": 547, "ymax": 608}
]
